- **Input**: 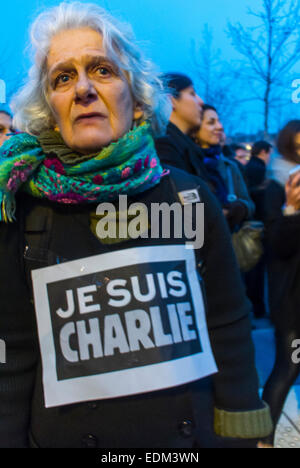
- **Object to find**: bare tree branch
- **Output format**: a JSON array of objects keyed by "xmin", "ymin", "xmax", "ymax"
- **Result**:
[
  {"xmin": 191, "ymin": 25, "xmax": 246, "ymax": 132},
  {"xmin": 227, "ymin": 0, "xmax": 300, "ymax": 136}
]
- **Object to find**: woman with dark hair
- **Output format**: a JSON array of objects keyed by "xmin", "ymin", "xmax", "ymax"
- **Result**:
[
  {"xmin": 155, "ymin": 73, "xmax": 205, "ymax": 175},
  {"xmin": 194, "ymin": 105, "xmax": 254, "ymax": 232},
  {"xmin": 277, "ymin": 120, "xmax": 300, "ymax": 164},
  {"xmin": 262, "ymin": 119, "xmax": 300, "ymax": 446},
  {"xmin": 269, "ymin": 120, "xmax": 300, "ymax": 186}
]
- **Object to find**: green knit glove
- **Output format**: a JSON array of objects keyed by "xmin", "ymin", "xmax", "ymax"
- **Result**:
[{"xmin": 214, "ymin": 402, "xmax": 273, "ymax": 439}]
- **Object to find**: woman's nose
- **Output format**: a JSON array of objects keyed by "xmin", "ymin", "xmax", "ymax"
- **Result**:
[
  {"xmin": 197, "ymin": 95, "xmax": 204, "ymax": 108},
  {"xmin": 75, "ymin": 73, "xmax": 97, "ymax": 102}
]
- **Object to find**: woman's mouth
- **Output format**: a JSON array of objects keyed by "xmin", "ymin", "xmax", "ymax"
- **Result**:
[{"xmin": 74, "ymin": 112, "xmax": 106, "ymax": 124}]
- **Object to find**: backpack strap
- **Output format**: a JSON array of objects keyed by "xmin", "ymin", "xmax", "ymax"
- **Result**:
[
  {"xmin": 20, "ymin": 199, "xmax": 54, "ymax": 297},
  {"xmin": 164, "ymin": 165, "xmax": 205, "ymax": 271}
]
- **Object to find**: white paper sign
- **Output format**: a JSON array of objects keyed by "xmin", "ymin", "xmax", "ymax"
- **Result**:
[{"xmin": 32, "ymin": 245, "xmax": 217, "ymax": 408}]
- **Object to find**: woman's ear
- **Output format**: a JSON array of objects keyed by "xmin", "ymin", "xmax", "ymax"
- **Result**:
[
  {"xmin": 133, "ymin": 102, "xmax": 144, "ymax": 121},
  {"xmin": 170, "ymin": 95, "xmax": 177, "ymax": 111}
]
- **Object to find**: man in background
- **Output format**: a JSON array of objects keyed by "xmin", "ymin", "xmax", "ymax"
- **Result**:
[
  {"xmin": 245, "ymin": 141, "xmax": 273, "ymax": 191},
  {"xmin": 244, "ymin": 141, "xmax": 273, "ymax": 320},
  {"xmin": 232, "ymin": 144, "xmax": 250, "ymax": 166}
]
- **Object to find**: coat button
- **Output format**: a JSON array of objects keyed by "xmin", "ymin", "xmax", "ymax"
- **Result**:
[
  {"xmin": 178, "ymin": 419, "xmax": 194, "ymax": 438},
  {"xmin": 81, "ymin": 434, "xmax": 98, "ymax": 448}
]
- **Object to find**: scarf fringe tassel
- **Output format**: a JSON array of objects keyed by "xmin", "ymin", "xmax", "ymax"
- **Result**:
[{"xmin": 0, "ymin": 193, "xmax": 16, "ymax": 223}]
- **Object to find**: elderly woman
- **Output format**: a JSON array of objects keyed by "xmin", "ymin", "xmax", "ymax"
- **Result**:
[{"xmin": 0, "ymin": 2, "xmax": 271, "ymax": 448}]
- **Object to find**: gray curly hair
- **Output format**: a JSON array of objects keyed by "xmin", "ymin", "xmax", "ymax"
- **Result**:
[{"xmin": 11, "ymin": 2, "xmax": 170, "ymax": 136}]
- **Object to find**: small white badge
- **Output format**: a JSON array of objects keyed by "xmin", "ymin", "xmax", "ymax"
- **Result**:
[{"xmin": 178, "ymin": 189, "xmax": 201, "ymax": 205}]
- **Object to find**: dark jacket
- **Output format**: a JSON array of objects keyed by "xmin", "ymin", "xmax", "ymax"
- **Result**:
[
  {"xmin": 213, "ymin": 155, "xmax": 255, "ymax": 219},
  {"xmin": 155, "ymin": 122, "xmax": 210, "ymax": 179},
  {"xmin": 244, "ymin": 157, "xmax": 268, "ymax": 222},
  {"xmin": 245, "ymin": 157, "xmax": 266, "ymax": 191},
  {"xmin": 264, "ymin": 180, "xmax": 300, "ymax": 330},
  {"xmin": 155, "ymin": 123, "xmax": 254, "ymax": 220},
  {"xmin": 0, "ymin": 167, "xmax": 270, "ymax": 448}
]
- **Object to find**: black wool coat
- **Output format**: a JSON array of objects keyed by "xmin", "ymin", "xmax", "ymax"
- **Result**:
[
  {"xmin": 245, "ymin": 157, "xmax": 266, "ymax": 191},
  {"xmin": 0, "ymin": 168, "xmax": 263, "ymax": 448},
  {"xmin": 155, "ymin": 123, "xmax": 210, "ymax": 180},
  {"xmin": 155, "ymin": 123, "xmax": 254, "ymax": 220},
  {"xmin": 264, "ymin": 180, "xmax": 300, "ymax": 330}
]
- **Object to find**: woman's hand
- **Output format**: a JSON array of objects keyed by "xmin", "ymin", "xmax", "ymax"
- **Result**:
[{"xmin": 285, "ymin": 172, "xmax": 300, "ymax": 211}]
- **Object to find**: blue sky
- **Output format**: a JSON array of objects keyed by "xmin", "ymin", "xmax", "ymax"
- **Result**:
[{"xmin": 1, "ymin": 0, "xmax": 299, "ymax": 135}]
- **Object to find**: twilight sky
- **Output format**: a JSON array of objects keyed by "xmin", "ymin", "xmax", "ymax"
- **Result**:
[{"xmin": 0, "ymin": 0, "xmax": 299, "ymax": 135}]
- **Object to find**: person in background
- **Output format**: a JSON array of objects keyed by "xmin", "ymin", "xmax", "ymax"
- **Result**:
[
  {"xmin": 262, "ymin": 120, "xmax": 300, "ymax": 446},
  {"xmin": 194, "ymin": 105, "xmax": 254, "ymax": 232},
  {"xmin": 268, "ymin": 120, "xmax": 300, "ymax": 187},
  {"xmin": 0, "ymin": 2, "xmax": 272, "ymax": 449},
  {"xmin": 155, "ymin": 73, "xmax": 208, "ymax": 177},
  {"xmin": 0, "ymin": 110, "xmax": 14, "ymax": 147},
  {"xmin": 243, "ymin": 141, "xmax": 273, "ymax": 320},
  {"xmin": 232, "ymin": 144, "xmax": 251, "ymax": 166},
  {"xmin": 245, "ymin": 141, "xmax": 273, "ymax": 192}
]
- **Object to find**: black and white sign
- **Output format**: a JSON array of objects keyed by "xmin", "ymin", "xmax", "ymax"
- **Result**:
[{"xmin": 32, "ymin": 245, "xmax": 217, "ymax": 408}]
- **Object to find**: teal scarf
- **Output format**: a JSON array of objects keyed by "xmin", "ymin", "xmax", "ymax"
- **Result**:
[{"xmin": 0, "ymin": 122, "xmax": 166, "ymax": 222}]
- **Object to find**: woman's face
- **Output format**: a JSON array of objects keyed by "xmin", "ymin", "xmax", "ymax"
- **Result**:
[
  {"xmin": 47, "ymin": 28, "xmax": 142, "ymax": 154},
  {"xmin": 196, "ymin": 109, "xmax": 224, "ymax": 148},
  {"xmin": 172, "ymin": 86, "xmax": 203, "ymax": 132}
]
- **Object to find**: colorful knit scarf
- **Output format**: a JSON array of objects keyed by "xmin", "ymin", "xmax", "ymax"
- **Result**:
[{"xmin": 0, "ymin": 122, "xmax": 166, "ymax": 222}]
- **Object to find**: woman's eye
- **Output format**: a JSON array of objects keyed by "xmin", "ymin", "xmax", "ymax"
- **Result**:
[
  {"xmin": 96, "ymin": 66, "xmax": 111, "ymax": 77},
  {"xmin": 55, "ymin": 74, "xmax": 71, "ymax": 86}
]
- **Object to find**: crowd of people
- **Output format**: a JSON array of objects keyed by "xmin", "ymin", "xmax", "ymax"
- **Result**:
[{"xmin": 0, "ymin": 1, "xmax": 300, "ymax": 449}]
